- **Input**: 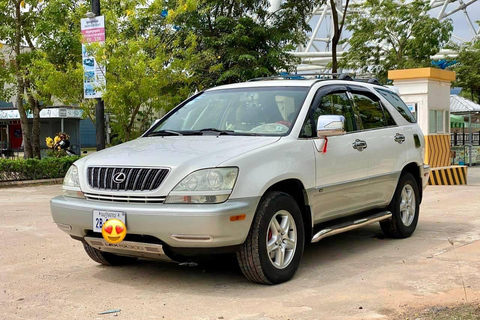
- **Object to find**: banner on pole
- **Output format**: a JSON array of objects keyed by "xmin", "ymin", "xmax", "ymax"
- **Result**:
[{"xmin": 81, "ymin": 16, "xmax": 106, "ymax": 99}]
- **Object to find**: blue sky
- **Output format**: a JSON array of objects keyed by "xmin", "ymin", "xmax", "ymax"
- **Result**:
[{"xmin": 430, "ymin": 1, "xmax": 480, "ymax": 43}]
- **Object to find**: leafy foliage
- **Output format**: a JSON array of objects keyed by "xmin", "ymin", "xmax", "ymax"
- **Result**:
[
  {"xmin": 85, "ymin": 0, "xmax": 195, "ymax": 142},
  {"xmin": 0, "ymin": 0, "xmax": 88, "ymax": 158},
  {"xmin": 1, "ymin": 0, "xmax": 320, "ymax": 145},
  {"xmin": 172, "ymin": 0, "xmax": 320, "ymax": 89},
  {"xmin": 451, "ymin": 41, "xmax": 480, "ymax": 104},
  {"xmin": 0, "ymin": 156, "xmax": 80, "ymax": 181},
  {"xmin": 342, "ymin": 0, "xmax": 453, "ymax": 81}
]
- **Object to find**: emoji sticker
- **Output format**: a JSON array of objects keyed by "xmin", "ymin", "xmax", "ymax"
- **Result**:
[{"xmin": 102, "ymin": 219, "xmax": 127, "ymax": 244}]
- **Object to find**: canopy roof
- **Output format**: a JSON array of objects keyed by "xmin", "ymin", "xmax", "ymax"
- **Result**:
[
  {"xmin": 450, "ymin": 95, "xmax": 480, "ymax": 113},
  {"xmin": 451, "ymin": 114, "xmax": 464, "ymax": 128}
]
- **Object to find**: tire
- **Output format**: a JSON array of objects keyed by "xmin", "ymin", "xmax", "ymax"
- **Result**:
[
  {"xmin": 236, "ymin": 192, "xmax": 305, "ymax": 284},
  {"xmin": 380, "ymin": 172, "xmax": 420, "ymax": 238},
  {"xmin": 83, "ymin": 242, "xmax": 138, "ymax": 266}
]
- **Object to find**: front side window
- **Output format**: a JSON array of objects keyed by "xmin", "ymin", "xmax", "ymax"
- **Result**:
[
  {"xmin": 302, "ymin": 92, "xmax": 357, "ymax": 137},
  {"xmin": 375, "ymin": 88, "xmax": 416, "ymax": 123},
  {"xmin": 351, "ymin": 93, "xmax": 395, "ymax": 130},
  {"xmin": 150, "ymin": 87, "xmax": 309, "ymax": 136}
]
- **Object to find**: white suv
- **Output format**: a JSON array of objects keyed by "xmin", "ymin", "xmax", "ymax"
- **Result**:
[{"xmin": 51, "ymin": 75, "xmax": 430, "ymax": 284}]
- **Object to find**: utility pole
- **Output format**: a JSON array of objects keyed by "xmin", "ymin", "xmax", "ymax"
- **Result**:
[{"xmin": 91, "ymin": 0, "xmax": 105, "ymax": 150}]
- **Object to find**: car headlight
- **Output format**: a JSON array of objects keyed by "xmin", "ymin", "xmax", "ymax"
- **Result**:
[
  {"xmin": 63, "ymin": 165, "xmax": 84, "ymax": 198},
  {"xmin": 165, "ymin": 168, "xmax": 238, "ymax": 204}
]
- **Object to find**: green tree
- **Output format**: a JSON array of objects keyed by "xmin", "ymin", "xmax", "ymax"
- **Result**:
[
  {"xmin": 172, "ymin": 0, "xmax": 319, "ymax": 89},
  {"xmin": 451, "ymin": 40, "xmax": 480, "ymax": 104},
  {"xmin": 88, "ymin": 0, "xmax": 193, "ymax": 142},
  {"xmin": 0, "ymin": 0, "xmax": 86, "ymax": 158},
  {"xmin": 342, "ymin": 0, "xmax": 453, "ymax": 81}
]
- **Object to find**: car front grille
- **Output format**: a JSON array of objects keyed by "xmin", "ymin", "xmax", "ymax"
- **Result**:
[
  {"xmin": 84, "ymin": 193, "xmax": 166, "ymax": 204},
  {"xmin": 87, "ymin": 167, "xmax": 169, "ymax": 191}
]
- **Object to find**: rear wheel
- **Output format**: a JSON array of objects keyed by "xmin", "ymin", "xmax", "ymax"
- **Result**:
[
  {"xmin": 83, "ymin": 242, "xmax": 138, "ymax": 266},
  {"xmin": 381, "ymin": 172, "xmax": 420, "ymax": 238},
  {"xmin": 237, "ymin": 192, "xmax": 305, "ymax": 284}
]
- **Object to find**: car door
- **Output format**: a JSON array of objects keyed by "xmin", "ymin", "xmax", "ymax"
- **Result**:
[
  {"xmin": 347, "ymin": 86, "xmax": 408, "ymax": 209},
  {"xmin": 301, "ymin": 85, "xmax": 370, "ymax": 224}
]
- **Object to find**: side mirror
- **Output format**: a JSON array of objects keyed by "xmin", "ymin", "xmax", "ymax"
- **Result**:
[{"xmin": 317, "ymin": 115, "xmax": 346, "ymax": 137}]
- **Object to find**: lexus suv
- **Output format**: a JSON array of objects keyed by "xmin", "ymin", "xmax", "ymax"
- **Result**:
[{"xmin": 51, "ymin": 75, "xmax": 430, "ymax": 284}]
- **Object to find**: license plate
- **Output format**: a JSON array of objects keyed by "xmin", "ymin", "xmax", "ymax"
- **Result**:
[{"xmin": 93, "ymin": 210, "xmax": 126, "ymax": 233}]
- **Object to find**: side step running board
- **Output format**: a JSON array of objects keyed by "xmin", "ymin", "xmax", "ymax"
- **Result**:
[{"xmin": 311, "ymin": 211, "xmax": 392, "ymax": 243}]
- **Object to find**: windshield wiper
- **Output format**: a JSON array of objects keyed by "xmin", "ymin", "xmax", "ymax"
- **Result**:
[
  {"xmin": 146, "ymin": 130, "xmax": 183, "ymax": 136},
  {"xmin": 197, "ymin": 128, "xmax": 235, "ymax": 135}
]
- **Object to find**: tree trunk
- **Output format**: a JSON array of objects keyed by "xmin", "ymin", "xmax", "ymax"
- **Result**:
[
  {"xmin": 125, "ymin": 105, "xmax": 141, "ymax": 141},
  {"xmin": 329, "ymin": 0, "xmax": 349, "ymax": 75},
  {"xmin": 331, "ymin": 34, "xmax": 339, "ymax": 73},
  {"xmin": 30, "ymin": 97, "xmax": 42, "ymax": 159},
  {"xmin": 14, "ymin": 1, "xmax": 33, "ymax": 158}
]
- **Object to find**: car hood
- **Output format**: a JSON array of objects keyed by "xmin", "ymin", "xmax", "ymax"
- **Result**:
[{"xmin": 81, "ymin": 136, "xmax": 281, "ymax": 170}]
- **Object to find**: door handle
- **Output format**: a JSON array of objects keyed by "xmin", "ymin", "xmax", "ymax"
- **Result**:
[
  {"xmin": 394, "ymin": 133, "xmax": 405, "ymax": 144},
  {"xmin": 352, "ymin": 139, "xmax": 367, "ymax": 151}
]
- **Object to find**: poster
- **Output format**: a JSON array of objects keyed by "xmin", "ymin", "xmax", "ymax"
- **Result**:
[{"xmin": 81, "ymin": 16, "xmax": 106, "ymax": 99}]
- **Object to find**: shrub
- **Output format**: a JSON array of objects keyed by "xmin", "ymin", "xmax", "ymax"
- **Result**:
[{"xmin": 0, "ymin": 156, "xmax": 81, "ymax": 182}]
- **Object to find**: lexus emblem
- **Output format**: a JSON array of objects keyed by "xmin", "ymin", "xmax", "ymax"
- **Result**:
[{"xmin": 112, "ymin": 172, "xmax": 126, "ymax": 184}]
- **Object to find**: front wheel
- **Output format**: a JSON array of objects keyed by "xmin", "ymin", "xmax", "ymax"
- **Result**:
[
  {"xmin": 381, "ymin": 172, "xmax": 420, "ymax": 238},
  {"xmin": 237, "ymin": 192, "xmax": 305, "ymax": 284}
]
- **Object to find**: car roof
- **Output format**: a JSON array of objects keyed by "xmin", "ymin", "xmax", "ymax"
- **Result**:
[
  {"xmin": 205, "ymin": 79, "xmax": 390, "ymax": 92},
  {"xmin": 206, "ymin": 80, "xmax": 316, "ymax": 91}
]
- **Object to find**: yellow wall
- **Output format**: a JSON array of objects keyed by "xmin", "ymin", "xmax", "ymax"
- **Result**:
[
  {"xmin": 424, "ymin": 134, "xmax": 450, "ymax": 168},
  {"xmin": 388, "ymin": 68, "xmax": 456, "ymax": 82}
]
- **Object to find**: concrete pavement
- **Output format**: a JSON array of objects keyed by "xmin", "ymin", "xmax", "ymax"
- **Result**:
[{"xmin": 0, "ymin": 169, "xmax": 479, "ymax": 319}]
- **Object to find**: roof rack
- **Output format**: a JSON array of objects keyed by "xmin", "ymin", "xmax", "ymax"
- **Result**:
[
  {"xmin": 248, "ymin": 72, "xmax": 350, "ymax": 81},
  {"xmin": 247, "ymin": 73, "xmax": 383, "ymax": 86}
]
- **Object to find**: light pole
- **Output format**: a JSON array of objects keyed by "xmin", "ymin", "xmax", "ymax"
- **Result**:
[{"xmin": 91, "ymin": 0, "xmax": 105, "ymax": 151}]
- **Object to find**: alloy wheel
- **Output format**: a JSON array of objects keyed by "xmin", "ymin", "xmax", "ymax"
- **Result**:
[{"xmin": 266, "ymin": 210, "xmax": 297, "ymax": 269}]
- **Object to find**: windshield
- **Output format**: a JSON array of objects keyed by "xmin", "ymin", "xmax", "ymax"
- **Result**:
[{"xmin": 148, "ymin": 87, "xmax": 309, "ymax": 136}]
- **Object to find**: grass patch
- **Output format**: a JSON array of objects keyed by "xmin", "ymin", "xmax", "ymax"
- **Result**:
[{"xmin": 396, "ymin": 302, "xmax": 480, "ymax": 320}]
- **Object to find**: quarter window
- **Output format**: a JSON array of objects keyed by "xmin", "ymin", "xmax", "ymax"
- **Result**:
[{"xmin": 375, "ymin": 88, "xmax": 416, "ymax": 123}]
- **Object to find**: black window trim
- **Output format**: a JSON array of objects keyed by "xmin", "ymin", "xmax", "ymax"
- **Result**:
[
  {"xmin": 374, "ymin": 87, "xmax": 417, "ymax": 124},
  {"xmin": 299, "ymin": 85, "xmax": 360, "ymax": 138},
  {"xmin": 347, "ymin": 87, "xmax": 399, "ymax": 132}
]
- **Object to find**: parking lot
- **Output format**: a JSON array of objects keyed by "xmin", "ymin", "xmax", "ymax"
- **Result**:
[{"xmin": 1, "ymin": 169, "xmax": 480, "ymax": 320}]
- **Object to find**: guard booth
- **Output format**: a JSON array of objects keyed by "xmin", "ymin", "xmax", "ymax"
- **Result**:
[
  {"xmin": 388, "ymin": 68, "xmax": 467, "ymax": 185},
  {"xmin": 0, "ymin": 107, "xmax": 83, "ymax": 158}
]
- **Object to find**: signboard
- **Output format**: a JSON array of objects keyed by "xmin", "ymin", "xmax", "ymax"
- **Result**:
[
  {"xmin": 407, "ymin": 103, "xmax": 416, "ymax": 114},
  {"xmin": 81, "ymin": 16, "xmax": 106, "ymax": 99},
  {"xmin": 406, "ymin": 103, "xmax": 417, "ymax": 120},
  {"xmin": 0, "ymin": 108, "xmax": 83, "ymax": 120}
]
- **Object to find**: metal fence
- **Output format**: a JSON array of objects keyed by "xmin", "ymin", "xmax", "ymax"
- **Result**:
[{"xmin": 451, "ymin": 132, "xmax": 480, "ymax": 146}]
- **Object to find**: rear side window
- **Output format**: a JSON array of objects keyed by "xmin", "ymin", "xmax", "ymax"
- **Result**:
[
  {"xmin": 375, "ymin": 88, "xmax": 416, "ymax": 123},
  {"xmin": 351, "ymin": 93, "xmax": 394, "ymax": 129}
]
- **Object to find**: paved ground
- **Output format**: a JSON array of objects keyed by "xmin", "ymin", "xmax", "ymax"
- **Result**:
[{"xmin": 1, "ymin": 168, "xmax": 480, "ymax": 320}]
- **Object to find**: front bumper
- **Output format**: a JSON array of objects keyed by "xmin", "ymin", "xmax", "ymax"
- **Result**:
[{"xmin": 50, "ymin": 195, "xmax": 260, "ymax": 249}]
